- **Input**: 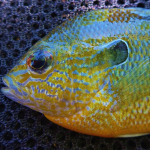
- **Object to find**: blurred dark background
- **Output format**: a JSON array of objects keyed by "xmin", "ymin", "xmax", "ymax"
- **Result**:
[{"xmin": 0, "ymin": 0, "xmax": 150, "ymax": 150}]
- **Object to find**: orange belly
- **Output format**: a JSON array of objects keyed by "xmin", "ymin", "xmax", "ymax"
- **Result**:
[{"xmin": 45, "ymin": 97, "xmax": 150, "ymax": 137}]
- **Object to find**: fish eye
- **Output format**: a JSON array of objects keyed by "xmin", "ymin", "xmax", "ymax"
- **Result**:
[
  {"xmin": 29, "ymin": 55, "xmax": 46, "ymax": 70},
  {"xmin": 27, "ymin": 49, "xmax": 53, "ymax": 74}
]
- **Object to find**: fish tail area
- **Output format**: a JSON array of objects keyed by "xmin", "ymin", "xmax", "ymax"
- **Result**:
[{"xmin": 110, "ymin": 57, "xmax": 150, "ymax": 111}]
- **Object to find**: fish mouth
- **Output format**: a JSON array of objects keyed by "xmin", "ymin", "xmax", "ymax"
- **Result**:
[
  {"xmin": 1, "ymin": 75, "xmax": 21, "ymax": 100},
  {"xmin": 1, "ymin": 75, "xmax": 31, "ymax": 107},
  {"xmin": 1, "ymin": 76, "xmax": 11, "ymax": 92},
  {"xmin": 2, "ymin": 76, "xmax": 9, "ymax": 88}
]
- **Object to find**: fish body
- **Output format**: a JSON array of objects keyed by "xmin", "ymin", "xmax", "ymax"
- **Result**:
[{"xmin": 1, "ymin": 8, "xmax": 150, "ymax": 137}]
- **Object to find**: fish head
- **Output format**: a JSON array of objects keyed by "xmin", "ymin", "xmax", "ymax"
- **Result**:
[
  {"xmin": 1, "ymin": 38, "xmax": 129, "ymax": 117},
  {"xmin": 1, "ymin": 41, "xmax": 95, "ymax": 117},
  {"xmin": 1, "ymin": 44, "xmax": 56, "ymax": 112}
]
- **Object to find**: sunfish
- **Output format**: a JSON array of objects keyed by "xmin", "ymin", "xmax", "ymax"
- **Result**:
[{"xmin": 1, "ymin": 8, "xmax": 150, "ymax": 137}]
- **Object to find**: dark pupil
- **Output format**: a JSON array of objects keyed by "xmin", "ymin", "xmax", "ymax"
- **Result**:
[{"xmin": 31, "ymin": 56, "xmax": 45, "ymax": 69}]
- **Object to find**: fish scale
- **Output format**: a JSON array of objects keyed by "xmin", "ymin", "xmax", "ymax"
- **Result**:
[{"xmin": 1, "ymin": 8, "xmax": 150, "ymax": 137}]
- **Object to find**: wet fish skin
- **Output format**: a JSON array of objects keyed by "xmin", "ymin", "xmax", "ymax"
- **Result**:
[{"xmin": 1, "ymin": 8, "xmax": 150, "ymax": 137}]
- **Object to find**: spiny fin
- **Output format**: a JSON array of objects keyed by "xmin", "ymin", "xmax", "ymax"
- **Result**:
[
  {"xmin": 124, "ymin": 8, "xmax": 150, "ymax": 20},
  {"xmin": 110, "ymin": 57, "xmax": 150, "ymax": 112}
]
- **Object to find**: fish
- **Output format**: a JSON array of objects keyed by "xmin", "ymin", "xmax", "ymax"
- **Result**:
[{"xmin": 1, "ymin": 8, "xmax": 150, "ymax": 138}]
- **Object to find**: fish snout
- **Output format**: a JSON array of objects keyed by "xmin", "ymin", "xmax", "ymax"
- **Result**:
[{"xmin": 1, "ymin": 74, "xmax": 22, "ymax": 99}]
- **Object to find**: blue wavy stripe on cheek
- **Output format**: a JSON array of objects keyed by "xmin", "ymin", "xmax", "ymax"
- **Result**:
[{"xmin": 9, "ymin": 70, "xmax": 28, "ymax": 76}]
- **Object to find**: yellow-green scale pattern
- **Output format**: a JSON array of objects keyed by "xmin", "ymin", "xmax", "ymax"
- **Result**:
[{"xmin": 1, "ymin": 8, "xmax": 150, "ymax": 137}]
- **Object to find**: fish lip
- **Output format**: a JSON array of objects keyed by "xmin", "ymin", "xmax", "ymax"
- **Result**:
[
  {"xmin": 1, "ymin": 76, "xmax": 12, "ymax": 95},
  {"xmin": 1, "ymin": 75, "xmax": 21, "ymax": 97},
  {"xmin": 2, "ymin": 76, "xmax": 9, "ymax": 87},
  {"xmin": 1, "ymin": 75, "xmax": 29, "ymax": 104}
]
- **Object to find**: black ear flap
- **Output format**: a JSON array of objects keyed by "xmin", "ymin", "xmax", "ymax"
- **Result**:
[
  {"xmin": 109, "ymin": 39, "xmax": 129, "ymax": 66},
  {"xmin": 95, "ymin": 39, "xmax": 129, "ymax": 69}
]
